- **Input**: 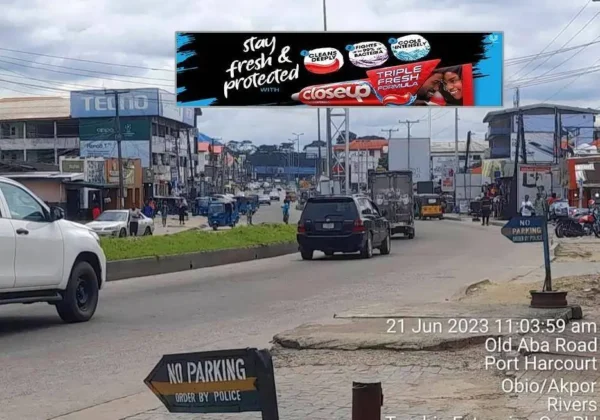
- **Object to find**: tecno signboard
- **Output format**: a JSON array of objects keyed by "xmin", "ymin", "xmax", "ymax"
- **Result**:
[
  {"xmin": 176, "ymin": 31, "xmax": 503, "ymax": 107},
  {"xmin": 70, "ymin": 89, "xmax": 160, "ymax": 118},
  {"xmin": 388, "ymin": 137, "xmax": 431, "ymax": 183}
]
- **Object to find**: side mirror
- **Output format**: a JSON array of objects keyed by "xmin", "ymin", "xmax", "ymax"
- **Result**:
[
  {"xmin": 361, "ymin": 209, "xmax": 372, "ymax": 215},
  {"xmin": 50, "ymin": 206, "xmax": 65, "ymax": 221}
]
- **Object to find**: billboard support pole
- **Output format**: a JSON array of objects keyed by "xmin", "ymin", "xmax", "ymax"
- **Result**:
[
  {"xmin": 344, "ymin": 109, "xmax": 350, "ymax": 193},
  {"xmin": 454, "ymin": 109, "xmax": 459, "ymax": 211},
  {"xmin": 106, "ymin": 89, "xmax": 128, "ymax": 209}
]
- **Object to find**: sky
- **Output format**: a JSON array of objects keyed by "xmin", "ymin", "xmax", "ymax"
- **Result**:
[{"xmin": 0, "ymin": 0, "xmax": 599, "ymax": 148}]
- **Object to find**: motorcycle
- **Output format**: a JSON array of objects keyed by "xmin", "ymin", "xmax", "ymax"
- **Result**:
[{"xmin": 555, "ymin": 212, "xmax": 600, "ymax": 238}]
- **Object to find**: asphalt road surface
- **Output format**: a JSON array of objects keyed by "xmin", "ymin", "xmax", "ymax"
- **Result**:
[{"xmin": 0, "ymin": 220, "xmax": 544, "ymax": 420}]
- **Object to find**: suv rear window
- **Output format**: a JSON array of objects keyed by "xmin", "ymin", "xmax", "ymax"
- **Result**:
[{"xmin": 302, "ymin": 198, "xmax": 358, "ymax": 219}]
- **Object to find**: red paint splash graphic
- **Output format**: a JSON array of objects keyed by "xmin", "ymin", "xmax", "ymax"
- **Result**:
[{"xmin": 292, "ymin": 59, "xmax": 441, "ymax": 106}]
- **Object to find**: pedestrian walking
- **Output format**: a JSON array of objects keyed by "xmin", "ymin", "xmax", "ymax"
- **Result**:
[
  {"xmin": 246, "ymin": 207, "xmax": 254, "ymax": 225},
  {"xmin": 160, "ymin": 201, "xmax": 168, "ymax": 228},
  {"xmin": 520, "ymin": 194, "xmax": 534, "ymax": 217},
  {"xmin": 533, "ymin": 193, "xmax": 546, "ymax": 218},
  {"xmin": 178, "ymin": 198, "xmax": 186, "ymax": 226},
  {"xmin": 129, "ymin": 204, "xmax": 141, "ymax": 236},
  {"xmin": 480, "ymin": 194, "xmax": 492, "ymax": 226}
]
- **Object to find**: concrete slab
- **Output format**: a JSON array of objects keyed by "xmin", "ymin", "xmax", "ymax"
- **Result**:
[{"xmin": 274, "ymin": 303, "xmax": 578, "ymax": 351}]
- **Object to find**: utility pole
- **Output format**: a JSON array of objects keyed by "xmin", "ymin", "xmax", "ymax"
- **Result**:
[
  {"xmin": 399, "ymin": 119, "xmax": 420, "ymax": 171},
  {"xmin": 105, "ymin": 89, "xmax": 129, "ymax": 209},
  {"xmin": 292, "ymin": 132, "xmax": 304, "ymax": 185},
  {"xmin": 174, "ymin": 130, "xmax": 181, "ymax": 195},
  {"xmin": 454, "ymin": 109, "xmax": 459, "ymax": 211},
  {"xmin": 513, "ymin": 87, "xmax": 520, "ymax": 108},
  {"xmin": 381, "ymin": 128, "xmax": 399, "ymax": 140},
  {"xmin": 186, "ymin": 129, "xmax": 195, "ymax": 198},
  {"xmin": 317, "ymin": 110, "xmax": 322, "ymax": 178},
  {"xmin": 211, "ymin": 137, "xmax": 221, "ymax": 194}
]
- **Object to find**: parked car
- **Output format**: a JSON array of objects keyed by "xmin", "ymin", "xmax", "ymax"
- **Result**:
[
  {"xmin": 87, "ymin": 209, "xmax": 154, "ymax": 237},
  {"xmin": 549, "ymin": 199, "xmax": 569, "ymax": 220},
  {"xmin": 269, "ymin": 191, "xmax": 280, "ymax": 201},
  {"xmin": 0, "ymin": 176, "xmax": 106, "ymax": 323},
  {"xmin": 296, "ymin": 195, "xmax": 391, "ymax": 260},
  {"xmin": 259, "ymin": 195, "xmax": 271, "ymax": 205}
]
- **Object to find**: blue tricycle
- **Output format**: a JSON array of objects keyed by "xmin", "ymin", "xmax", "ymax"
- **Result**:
[{"xmin": 208, "ymin": 199, "xmax": 240, "ymax": 230}]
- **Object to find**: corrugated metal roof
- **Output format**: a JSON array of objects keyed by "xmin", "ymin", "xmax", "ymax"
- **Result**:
[
  {"xmin": 483, "ymin": 103, "xmax": 599, "ymax": 123},
  {"xmin": 0, "ymin": 96, "xmax": 71, "ymax": 121}
]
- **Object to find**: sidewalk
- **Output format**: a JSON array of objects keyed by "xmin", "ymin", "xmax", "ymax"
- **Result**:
[
  {"xmin": 57, "ymin": 263, "xmax": 599, "ymax": 420},
  {"xmin": 153, "ymin": 215, "xmax": 207, "ymax": 235},
  {"xmin": 443, "ymin": 213, "xmax": 505, "ymax": 226}
]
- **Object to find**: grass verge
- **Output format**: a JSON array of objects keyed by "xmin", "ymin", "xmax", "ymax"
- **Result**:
[{"xmin": 101, "ymin": 223, "xmax": 296, "ymax": 261}]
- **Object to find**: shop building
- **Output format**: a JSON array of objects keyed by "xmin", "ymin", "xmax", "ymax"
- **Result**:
[
  {"xmin": 70, "ymin": 88, "xmax": 198, "ymax": 198},
  {"xmin": 0, "ymin": 96, "xmax": 79, "ymax": 162}
]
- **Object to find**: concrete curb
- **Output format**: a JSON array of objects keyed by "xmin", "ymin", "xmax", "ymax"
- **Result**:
[{"xmin": 106, "ymin": 242, "xmax": 298, "ymax": 281}]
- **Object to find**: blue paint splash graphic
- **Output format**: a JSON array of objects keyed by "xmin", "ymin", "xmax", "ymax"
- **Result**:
[
  {"xmin": 177, "ymin": 87, "xmax": 186, "ymax": 94},
  {"xmin": 473, "ymin": 33, "xmax": 503, "ymax": 106},
  {"xmin": 178, "ymin": 98, "xmax": 218, "ymax": 106}
]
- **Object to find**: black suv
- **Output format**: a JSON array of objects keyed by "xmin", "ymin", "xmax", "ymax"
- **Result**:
[{"xmin": 296, "ymin": 195, "xmax": 391, "ymax": 260}]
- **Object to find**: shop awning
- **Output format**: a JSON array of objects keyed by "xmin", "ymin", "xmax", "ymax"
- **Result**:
[{"xmin": 62, "ymin": 181, "xmax": 119, "ymax": 189}]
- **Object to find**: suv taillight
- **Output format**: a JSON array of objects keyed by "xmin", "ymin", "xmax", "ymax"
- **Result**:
[
  {"xmin": 352, "ymin": 219, "xmax": 365, "ymax": 232},
  {"xmin": 297, "ymin": 222, "xmax": 306, "ymax": 233}
]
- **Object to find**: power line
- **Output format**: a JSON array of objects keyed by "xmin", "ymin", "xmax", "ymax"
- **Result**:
[
  {"xmin": 542, "ymin": 55, "xmax": 600, "ymax": 102},
  {"xmin": 0, "ymin": 47, "xmax": 173, "ymax": 72},
  {"xmin": 0, "ymin": 58, "xmax": 173, "ymax": 88},
  {"xmin": 505, "ymin": 39, "xmax": 600, "ymax": 65},
  {"xmin": 509, "ymin": 0, "xmax": 592, "ymax": 80},
  {"xmin": 534, "ymin": 34, "xmax": 600, "ymax": 80},
  {"xmin": 0, "ymin": 55, "xmax": 173, "ymax": 82},
  {"xmin": 510, "ymin": 9, "xmax": 600, "ymax": 84}
]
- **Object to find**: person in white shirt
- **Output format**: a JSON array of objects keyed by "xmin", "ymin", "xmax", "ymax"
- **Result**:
[{"xmin": 520, "ymin": 195, "xmax": 534, "ymax": 217}]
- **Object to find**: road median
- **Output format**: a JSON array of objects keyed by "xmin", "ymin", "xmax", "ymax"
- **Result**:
[{"xmin": 103, "ymin": 224, "xmax": 297, "ymax": 281}]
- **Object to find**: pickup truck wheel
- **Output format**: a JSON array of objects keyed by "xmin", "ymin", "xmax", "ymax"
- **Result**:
[
  {"xmin": 119, "ymin": 228, "xmax": 127, "ymax": 237},
  {"xmin": 56, "ymin": 261, "xmax": 99, "ymax": 323}
]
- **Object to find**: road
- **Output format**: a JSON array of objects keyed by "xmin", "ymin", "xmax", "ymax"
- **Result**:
[{"xmin": 0, "ymin": 220, "xmax": 544, "ymax": 420}]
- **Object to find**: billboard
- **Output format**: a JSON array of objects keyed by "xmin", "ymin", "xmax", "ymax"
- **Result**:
[
  {"xmin": 71, "ymin": 89, "xmax": 159, "ymax": 118},
  {"xmin": 79, "ymin": 118, "xmax": 150, "ymax": 141},
  {"xmin": 432, "ymin": 156, "xmax": 456, "ymax": 192},
  {"xmin": 79, "ymin": 140, "xmax": 150, "ymax": 168},
  {"xmin": 517, "ymin": 164, "xmax": 553, "ymax": 208},
  {"xmin": 176, "ymin": 32, "xmax": 503, "ymax": 107},
  {"xmin": 158, "ymin": 90, "xmax": 196, "ymax": 126},
  {"xmin": 513, "ymin": 113, "xmax": 595, "ymax": 151},
  {"xmin": 388, "ymin": 137, "xmax": 431, "ymax": 183},
  {"xmin": 510, "ymin": 132, "xmax": 555, "ymax": 163}
]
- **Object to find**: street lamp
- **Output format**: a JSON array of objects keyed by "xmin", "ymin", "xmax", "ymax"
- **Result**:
[{"xmin": 292, "ymin": 132, "xmax": 304, "ymax": 183}]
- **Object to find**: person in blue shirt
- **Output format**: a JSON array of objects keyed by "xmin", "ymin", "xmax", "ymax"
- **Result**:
[
  {"xmin": 282, "ymin": 198, "xmax": 290, "ymax": 224},
  {"xmin": 142, "ymin": 201, "xmax": 154, "ymax": 218}
]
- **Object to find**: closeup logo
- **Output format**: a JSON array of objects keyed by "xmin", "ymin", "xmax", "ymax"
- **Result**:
[
  {"xmin": 293, "ymin": 82, "xmax": 372, "ymax": 104},
  {"xmin": 389, "ymin": 35, "xmax": 431, "ymax": 62},
  {"xmin": 346, "ymin": 41, "xmax": 389, "ymax": 68},
  {"xmin": 301, "ymin": 47, "xmax": 344, "ymax": 74}
]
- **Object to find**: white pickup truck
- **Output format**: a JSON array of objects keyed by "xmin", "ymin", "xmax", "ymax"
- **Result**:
[{"xmin": 0, "ymin": 177, "xmax": 106, "ymax": 322}]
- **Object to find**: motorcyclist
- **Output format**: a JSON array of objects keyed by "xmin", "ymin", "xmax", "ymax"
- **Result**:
[{"xmin": 282, "ymin": 197, "xmax": 290, "ymax": 224}]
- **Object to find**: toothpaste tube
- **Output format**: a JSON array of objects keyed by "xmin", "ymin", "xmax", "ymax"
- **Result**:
[
  {"xmin": 291, "ymin": 80, "xmax": 416, "ymax": 106},
  {"xmin": 291, "ymin": 81, "xmax": 383, "ymax": 106}
]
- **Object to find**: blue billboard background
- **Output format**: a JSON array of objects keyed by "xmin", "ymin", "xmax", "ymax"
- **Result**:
[
  {"xmin": 79, "ymin": 140, "xmax": 150, "ymax": 167},
  {"xmin": 71, "ymin": 89, "xmax": 160, "ymax": 118}
]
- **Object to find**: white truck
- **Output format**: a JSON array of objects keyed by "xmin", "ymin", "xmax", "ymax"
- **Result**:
[
  {"xmin": 369, "ymin": 170, "xmax": 415, "ymax": 239},
  {"xmin": 0, "ymin": 177, "xmax": 106, "ymax": 322}
]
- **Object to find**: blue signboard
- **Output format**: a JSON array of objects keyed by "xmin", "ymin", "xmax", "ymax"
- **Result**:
[
  {"xmin": 70, "ymin": 88, "xmax": 160, "ymax": 118},
  {"xmin": 501, "ymin": 216, "xmax": 544, "ymax": 243},
  {"xmin": 80, "ymin": 140, "xmax": 150, "ymax": 167}
]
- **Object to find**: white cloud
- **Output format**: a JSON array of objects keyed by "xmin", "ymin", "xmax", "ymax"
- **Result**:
[{"xmin": 0, "ymin": 0, "xmax": 599, "ymax": 147}]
